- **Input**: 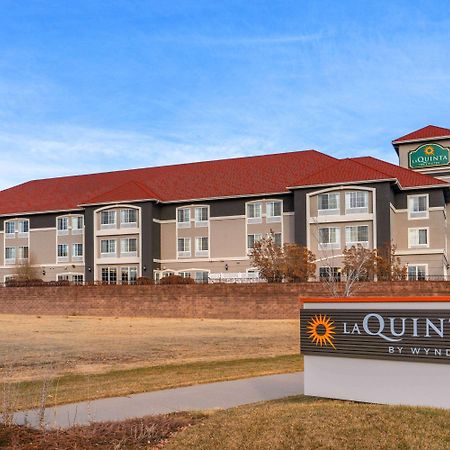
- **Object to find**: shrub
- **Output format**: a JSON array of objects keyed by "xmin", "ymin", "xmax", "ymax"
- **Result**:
[
  {"xmin": 159, "ymin": 275, "xmax": 196, "ymax": 285},
  {"xmin": 136, "ymin": 277, "xmax": 154, "ymax": 285}
]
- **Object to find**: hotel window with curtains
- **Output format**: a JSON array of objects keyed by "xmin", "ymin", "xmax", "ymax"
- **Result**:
[
  {"xmin": 195, "ymin": 207, "xmax": 208, "ymax": 227},
  {"xmin": 408, "ymin": 194, "xmax": 429, "ymax": 219},
  {"xmin": 120, "ymin": 209, "xmax": 137, "ymax": 226},
  {"xmin": 100, "ymin": 211, "xmax": 116, "ymax": 228},
  {"xmin": 195, "ymin": 236, "xmax": 209, "ymax": 257},
  {"xmin": 247, "ymin": 202, "xmax": 262, "ymax": 224},
  {"xmin": 318, "ymin": 227, "xmax": 340, "ymax": 249},
  {"xmin": 408, "ymin": 228, "xmax": 428, "ymax": 248},
  {"xmin": 318, "ymin": 193, "xmax": 340, "ymax": 215},
  {"xmin": 345, "ymin": 225, "xmax": 369, "ymax": 247},
  {"xmin": 72, "ymin": 216, "xmax": 83, "ymax": 233},
  {"xmin": 177, "ymin": 237, "xmax": 191, "ymax": 257},
  {"xmin": 177, "ymin": 208, "xmax": 191, "ymax": 228},
  {"xmin": 266, "ymin": 201, "xmax": 282, "ymax": 222},
  {"xmin": 345, "ymin": 191, "xmax": 368, "ymax": 213}
]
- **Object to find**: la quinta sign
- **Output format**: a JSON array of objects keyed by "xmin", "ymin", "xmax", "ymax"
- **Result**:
[
  {"xmin": 301, "ymin": 309, "xmax": 450, "ymax": 364},
  {"xmin": 408, "ymin": 143, "xmax": 449, "ymax": 169}
]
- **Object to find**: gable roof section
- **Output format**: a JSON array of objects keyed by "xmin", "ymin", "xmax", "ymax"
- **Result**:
[
  {"xmin": 351, "ymin": 157, "xmax": 447, "ymax": 188},
  {"xmin": 0, "ymin": 150, "xmax": 335, "ymax": 216},
  {"xmin": 392, "ymin": 125, "xmax": 450, "ymax": 144},
  {"xmin": 0, "ymin": 149, "xmax": 446, "ymax": 216},
  {"xmin": 81, "ymin": 181, "xmax": 159, "ymax": 206}
]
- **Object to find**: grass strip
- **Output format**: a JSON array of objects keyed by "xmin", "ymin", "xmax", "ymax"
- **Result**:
[{"xmin": 8, "ymin": 354, "xmax": 303, "ymax": 411}]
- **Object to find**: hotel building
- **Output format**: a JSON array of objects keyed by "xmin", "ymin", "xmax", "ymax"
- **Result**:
[{"xmin": 1, "ymin": 124, "xmax": 450, "ymax": 283}]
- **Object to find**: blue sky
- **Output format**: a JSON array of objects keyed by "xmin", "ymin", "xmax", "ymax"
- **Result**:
[{"xmin": 1, "ymin": 1, "xmax": 450, "ymax": 189}]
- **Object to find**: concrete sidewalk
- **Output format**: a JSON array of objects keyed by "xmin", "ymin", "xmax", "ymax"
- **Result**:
[{"xmin": 14, "ymin": 372, "xmax": 304, "ymax": 429}]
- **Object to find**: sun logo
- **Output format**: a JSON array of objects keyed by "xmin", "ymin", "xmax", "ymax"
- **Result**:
[
  {"xmin": 424, "ymin": 146, "xmax": 435, "ymax": 156},
  {"xmin": 307, "ymin": 314, "xmax": 336, "ymax": 349}
]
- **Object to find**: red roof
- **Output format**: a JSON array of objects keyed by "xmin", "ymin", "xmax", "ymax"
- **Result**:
[
  {"xmin": 392, "ymin": 125, "xmax": 450, "ymax": 144},
  {"xmin": 0, "ymin": 150, "xmax": 446, "ymax": 216}
]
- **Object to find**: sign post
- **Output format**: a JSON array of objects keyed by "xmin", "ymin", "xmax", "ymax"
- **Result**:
[{"xmin": 300, "ymin": 296, "xmax": 450, "ymax": 409}]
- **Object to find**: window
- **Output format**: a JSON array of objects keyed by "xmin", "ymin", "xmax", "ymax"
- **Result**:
[
  {"xmin": 121, "ymin": 238, "xmax": 137, "ymax": 255},
  {"xmin": 408, "ymin": 228, "xmax": 429, "ymax": 248},
  {"xmin": 57, "ymin": 217, "xmax": 69, "ymax": 234},
  {"xmin": 5, "ymin": 247, "xmax": 16, "ymax": 264},
  {"xmin": 179, "ymin": 272, "xmax": 192, "ymax": 279},
  {"xmin": 17, "ymin": 220, "xmax": 29, "ymax": 235},
  {"xmin": 57, "ymin": 274, "xmax": 69, "ymax": 282},
  {"xmin": 100, "ymin": 239, "xmax": 116, "ymax": 256},
  {"xmin": 121, "ymin": 266, "xmax": 137, "ymax": 284},
  {"xmin": 345, "ymin": 191, "xmax": 369, "ymax": 214},
  {"xmin": 195, "ymin": 236, "xmax": 209, "ymax": 257},
  {"xmin": 267, "ymin": 201, "xmax": 282, "ymax": 222},
  {"xmin": 17, "ymin": 246, "xmax": 28, "ymax": 260},
  {"xmin": 345, "ymin": 225, "xmax": 369, "ymax": 247},
  {"xmin": 274, "ymin": 232, "xmax": 282, "ymax": 247},
  {"xmin": 5, "ymin": 221, "xmax": 15, "ymax": 237},
  {"xmin": 408, "ymin": 195, "xmax": 429, "ymax": 219},
  {"xmin": 72, "ymin": 274, "xmax": 84, "ymax": 285},
  {"xmin": 100, "ymin": 211, "xmax": 116, "ymax": 228},
  {"xmin": 408, "ymin": 265, "xmax": 427, "ymax": 281},
  {"xmin": 247, "ymin": 202, "xmax": 262, "ymax": 224},
  {"xmin": 318, "ymin": 227, "xmax": 340, "ymax": 249},
  {"xmin": 72, "ymin": 216, "xmax": 84, "ymax": 233},
  {"xmin": 319, "ymin": 267, "xmax": 341, "ymax": 282},
  {"xmin": 120, "ymin": 209, "xmax": 137, "ymax": 226},
  {"xmin": 177, "ymin": 237, "xmax": 191, "ymax": 257},
  {"xmin": 57, "ymin": 244, "xmax": 68, "ymax": 262},
  {"xmin": 72, "ymin": 243, "xmax": 84, "ymax": 260},
  {"xmin": 195, "ymin": 207, "xmax": 209, "ymax": 227},
  {"xmin": 102, "ymin": 267, "xmax": 117, "ymax": 284},
  {"xmin": 247, "ymin": 233, "xmax": 262, "ymax": 250},
  {"xmin": 318, "ymin": 193, "xmax": 340, "ymax": 215},
  {"xmin": 195, "ymin": 271, "xmax": 209, "ymax": 283},
  {"xmin": 177, "ymin": 208, "xmax": 191, "ymax": 228}
]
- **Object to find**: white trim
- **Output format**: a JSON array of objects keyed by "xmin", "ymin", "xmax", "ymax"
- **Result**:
[
  {"xmin": 288, "ymin": 178, "xmax": 396, "ymax": 190},
  {"xmin": 393, "ymin": 135, "xmax": 450, "ymax": 145},
  {"xmin": 153, "ymin": 256, "xmax": 250, "ymax": 263},
  {"xmin": 396, "ymin": 248, "xmax": 445, "ymax": 256},
  {"xmin": 308, "ymin": 213, "xmax": 373, "ymax": 224}
]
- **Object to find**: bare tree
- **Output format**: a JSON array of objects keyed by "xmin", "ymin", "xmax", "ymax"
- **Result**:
[
  {"xmin": 282, "ymin": 244, "xmax": 316, "ymax": 282},
  {"xmin": 342, "ymin": 245, "xmax": 376, "ymax": 296},
  {"xmin": 375, "ymin": 242, "xmax": 407, "ymax": 281},
  {"xmin": 250, "ymin": 232, "xmax": 316, "ymax": 283},
  {"xmin": 14, "ymin": 255, "xmax": 40, "ymax": 282}
]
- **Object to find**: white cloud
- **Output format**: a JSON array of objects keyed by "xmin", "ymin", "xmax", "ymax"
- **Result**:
[{"xmin": 0, "ymin": 124, "xmax": 278, "ymax": 189}]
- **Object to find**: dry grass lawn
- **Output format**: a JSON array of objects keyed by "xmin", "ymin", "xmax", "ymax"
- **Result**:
[
  {"xmin": 166, "ymin": 396, "xmax": 450, "ymax": 450},
  {"xmin": 0, "ymin": 315, "xmax": 298, "ymax": 382}
]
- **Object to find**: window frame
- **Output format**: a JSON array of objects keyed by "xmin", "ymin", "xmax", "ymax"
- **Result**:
[
  {"xmin": 72, "ymin": 216, "xmax": 84, "ymax": 234},
  {"xmin": 100, "ymin": 239, "xmax": 117, "ymax": 257},
  {"xmin": 5, "ymin": 247, "xmax": 16, "ymax": 264},
  {"xmin": 318, "ymin": 227, "xmax": 341, "ymax": 250},
  {"xmin": 17, "ymin": 220, "xmax": 29, "ymax": 236},
  {"xmin": 345, "ymin": 225, "xmax": 369, "ymax": 247},
  {"xmin": 345, "ymin": 191, "xmax": 369, "ymax": 214},
  {"xmin": 72, "ymin": 243, "xmax": 84, "ymax": 261},
  {"xmin": 195, "ymin": 236, "xmax": 209, "ymax": 257},
  {"xmin": 177, "ymin": 237, "xmax": 191, "ymax": 258},
  {"xmin": 194, "ymin": 206, "xmax": 209, "ymax": 228},
  {"xmin": 266, "ymin": 201, "xmax": 282, "ymax": 223},
  {"xmin": 120, "ymin": 237, "xmax": 138, "ymax": 256},
  {"xmin": 100, "ymin": 210, "xmax": 117, "ymax": 229},
  {"xmin": 247, "ymin": 233, "xmax": 263, "ymax": 252},
  {"xmin": 120, "ymin": 209, "xmax": 138, "ymax": 227},
  {"xmin": 318, "ymin": 193, "xmax": 340, "ymax": 216},
  {"xmin": 246, "ymin": 202, "xmax": 262, "ymax": 224},
  {"xmin": 57, "ymin": 217, "xmax": 69, "ymax": 235},
  {"xmin": 408, "ymin": 227, "xmax": 429, "ymax": 248},
  {"xmin": 57, "ymin": 243, "xmax": 69, "ymax": 262},
  {"xmin": 408, "ymin": 194, "xmax": 429, "ymax": 220},
  {"xmin": 407, "ymin": 264, "xmax": 427, "ymax": 281},
  {"xmin": 5, "ymin": 221, "xmax": 16, "ymax": 238},
  {"xmin": 177, "ymin": 208, "xmax": 191, "ymax": 228}
]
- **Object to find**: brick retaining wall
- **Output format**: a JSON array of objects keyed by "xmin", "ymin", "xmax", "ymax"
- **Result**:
[{"xmin": 0, "ymin": 282, "xmax": 449, "ymax": 319}]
